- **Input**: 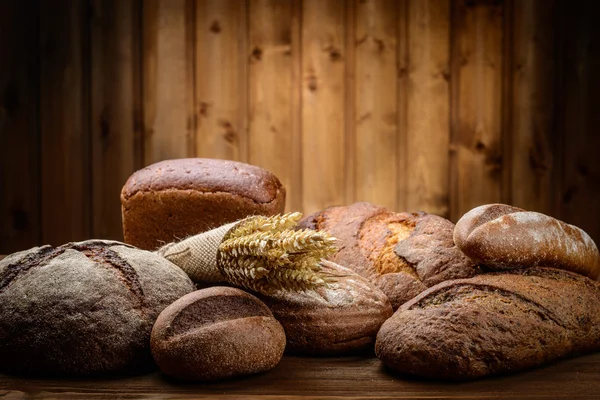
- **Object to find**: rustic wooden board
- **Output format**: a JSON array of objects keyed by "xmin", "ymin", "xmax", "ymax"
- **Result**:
[
  {"xmin": 90, "ymin": 0, "xmax": 141, "ymax": 240},
  {"xmin": 1, "ymin": 0, "xmax": 599, "ymax": 248},
  {"xmin": 354, "ymin": 0, "xmax": 399, "ymax": 210},
  {"xmin": 40, "ymin": 0, "xmax": 91, "ymax": 246},
  {"xmin": 195, "ymin": 0, "xmax": 247, "ymax": 162},
  {"xmin": 143, "ymin": 0, "xmax": 194, "ymax": 164},
  {"xmin": 449, "ymin": 0, "xmax": 504, "ymax": 222},
  {"xmin": 559, "ymin": 0, "xmax": 600, "ymax": 245},
  {"xmin": 301, "ymin": 0, "xmax": 347, "ymax": 215},
  {"xmin": 508, "ymin": 0, "xmax": 558, "ymax": 215},
  {"xmin": 1, "ymin": 353, "xmax": 599, "ymax": 399},
  {"xmin": 0, "ymin": 1, "xmax": 40, "ymax": 254},
  {"xmin": 248, "ymin": 0, "xmax": 298, "ymax": 212},
  {"xmin": 404, "ymin": 0, "xmax": 451, "ymax": 217}
]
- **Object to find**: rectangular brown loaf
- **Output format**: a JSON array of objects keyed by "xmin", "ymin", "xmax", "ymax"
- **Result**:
[{"xmin": 121, "ymin": 158, "xmax": 286, "ymax": 250}]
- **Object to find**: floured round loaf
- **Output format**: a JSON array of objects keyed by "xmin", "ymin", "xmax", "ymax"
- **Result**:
[
  {"xmin": 376, "ymin": 267, "xmax": 600, "ymax": 380},
  {"xmin": 151, "ymin": 287, "xmax": 286, "ymax": 381},
  {"xmin": 0, "ymin": 240, "xmax": 195, "ymax": 377},
  {"xmin": 259, "ymin": 260, "xmax": 393, "ymax": 355},
  {"xmin": 299, "ymin": 202, "xmax": 480, "ymax": 309},
  {"xmin": 121, "ymin": 158, "xmax": 286, "ymax": 250},
  {"xmin": 454, "ymin": 204, "xmax": 600, "ymax": 279}
]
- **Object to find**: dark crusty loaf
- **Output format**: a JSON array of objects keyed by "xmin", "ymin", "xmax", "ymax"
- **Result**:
[
  {"xmin": 121, "ymin": 158, "xmax": 286, "ymax": 250},
  {"xmin": 454, "ymin": 204, "xmax": 600, "ymax": 279},
  {"xmin": 0, "ymin": 240, "xmax": 194, "ymax": 377},
  {"xmin": 299, "ymin": 202, "xmax": 480, "ymax": 309},
  {"xmin": 375, "ymin": 267, "xmax": 600, "ymax": 380},
  {"xmin": 259, "ymin": 260, "xmax": 392, "ymax": 355},
  {"xmin": 151, "ymin": 286, "xmax": 286, "ymax": 381}
]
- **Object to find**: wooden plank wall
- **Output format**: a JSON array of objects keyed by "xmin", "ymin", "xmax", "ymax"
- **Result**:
[{"xmin": 0, "ymin": 0, "xmax": 598, "ymax": 254}]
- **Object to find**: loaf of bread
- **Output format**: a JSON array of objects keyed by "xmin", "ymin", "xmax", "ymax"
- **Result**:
[
  {"xmin": 375, "ymin": 267, "xmax": 600, "ymax": 380},
  {"xmin": 151, "ymin": 287, "xmax": 286, "ymax": 381},
  {"xmin": 454, "ymin": 204, "xmax": 600, "ymax": 279},
  {"xmin": 0, "ymin": 240, "xmax": 194, "ymax": 377},
  {"xmin": 299, "ymin": 202, "xmax": 480, "ymax": 309},
  {"xmin": 259, "ymin": 260, "xmax": 392, "ymax": 355},
  {"xmin": 121, "ymin": 158, "xmax": 286, "ymax": 250}
]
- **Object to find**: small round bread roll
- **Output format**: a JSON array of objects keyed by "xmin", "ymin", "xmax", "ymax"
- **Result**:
[
  {"xmin": 0, "ymin": 240, "xmax": 195, "ymax": 377},
  {"xmin": 121, "ymin": 158, "xmax": 286, "ymax": 250},
  {"xmin": 151, "ymin": 287, "xmax": 286, "ymax": 381}
]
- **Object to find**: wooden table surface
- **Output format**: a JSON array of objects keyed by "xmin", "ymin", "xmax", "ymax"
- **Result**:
[{"xmin": 1, "ymin": 352, "xmax": 600, "ymax": 399}]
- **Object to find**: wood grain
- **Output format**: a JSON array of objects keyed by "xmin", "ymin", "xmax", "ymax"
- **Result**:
[
  {"xmin": 396, "ymin": 0, "xmax": 409, "ymax": 213},
  {"xmin": 0, "ymin": 1, "xmax": 40, "ymax": 253},
  {"xmin": 354, "ymin": 0, "xmax": 399, "ymax": 210},
  {"xmin": 90, "ymin": 0, "xmax": 141, "ymax": 240},
  {"xmin": 1, "ymin": 0, "xmax": 598, "ymax": 247},
  {"xmin": 559, "ymin": 0, "xmax": 600, "ymax": 244},
  {"xmin": 195, "ymin": 0, "xmax": 247, "ymax": 162},
  {"xmin": 143, "ymin": 0, "xmax": 194, "ymax": 164},
  {"xmin": 405, "ymin": 0, "xmax": 451, "ymax": 217},
  {"xmin": 508, "ymin": 0, "xmax": 558, "ymax": 215},
  {"xmin": 450, "ymin": 0, "xmax": 504, "ymax": 221},
  {"xmin": 40, "ymin": 0, "xmax": 90, "ymax": 246},
  {"xmin": 248, "ymin": 0, "xmax": 297, "ymax": 212},
  {"xmin": 1, "ymin": 353, "xmax": 600, "ymax": 399},
  {"xmin": 343, "ymin": 0, "xmax": 356, "ymax": 208},
  {"xmin": 301, "ymin": 0, "xmax": 346, "ymax": 215}
]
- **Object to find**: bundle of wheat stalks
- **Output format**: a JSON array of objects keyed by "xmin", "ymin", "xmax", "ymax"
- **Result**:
[
  {"xmin": 218, "ymin": 212, "xmax": 337, "ymax": 294},
  {"xmin": 158, "ymin": 212, "xmax": 337, "ymax": 295}
]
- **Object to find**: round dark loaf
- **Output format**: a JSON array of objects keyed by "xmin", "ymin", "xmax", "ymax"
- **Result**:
[
  {"xmin": 299, "ymin": 202, "xmax": 480, "ymax": 309},
  {"xmin": 0, "ymin": 240, "xmax": 195, "ymax": 377},
  {"xmin": 454, "ymin": 203, "xmax": 600, "ymax": 279},
  {"xmin": 121, "ymin": 158, "xmax": 286, "ymax": 250},
  {"xmin": 151, "ymin": 286, "xmax": 286, "ymax": 381},
  {"xmin": 375, "ymin": 267, "xmax": 600, "ymax": 380},
  {"xmin": 259, "ymin": 260, "xmax": 393, "ymax": 355}
]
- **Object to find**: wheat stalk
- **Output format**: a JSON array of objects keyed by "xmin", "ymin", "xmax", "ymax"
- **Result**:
[
  {"xmin": 227, "ymin": 212, "xmax": 303, "ymax": 239},
  {"xmin": 217, "ymin": 213, "xmax": 336, "ymax": 295}
]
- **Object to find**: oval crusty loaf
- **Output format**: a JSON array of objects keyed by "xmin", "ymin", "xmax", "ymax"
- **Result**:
[
  {"xmin": 375, "ymin": 267, "xmax": 600, "ymax": 380},
  {"xmin": 454, "ymin": 204, "xmax": 600, "ymax": 279},
  {"xmin": 259, "ymin": 260, "xmax": 392, "ymax": 355},
  {"xmin": 299, "ymin": 202, "xmax": 480, "ymax": 310},
  {"xmin": 0, "ymin": 240, "xmax": 195, "ymax": 377},
  {"xmin": 121, "ymin": 158, "xmax": 286, "ymax": 250},
  {"xmin": 151, "ymin": 286, "xmax": 286, "ymax": 381}
]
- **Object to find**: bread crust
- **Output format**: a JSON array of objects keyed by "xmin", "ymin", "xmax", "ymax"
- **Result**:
[
  {"xmin": 0, "ymin": 240, "xmax": 194, "ymax": 377},
  {"xmin": 151, "ymin": 287, "xmax": 286, "ymax": 381},
  {"xmin": 121, "ymin": 159, "xmax": 286, "ymax": 250},
  {"xmin": 299, "ymin": 202, "xmax": 479, "ymax": 309},
  {"xmin": 259, "ymin": 260, "xmax": 393, "ymax": 355},
  {"xmin": 455, "ymin": 204, "xmax": 600, "ymax": 279},
  {"xmin": 121, "ymin": 158, "xmax": 282, "ymax": 202},
  {"xmin": 375, "ymin": 267, "xmax": 600, "ymax": 380}
]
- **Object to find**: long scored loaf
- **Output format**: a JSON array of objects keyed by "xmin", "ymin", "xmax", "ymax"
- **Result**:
[
  {"xmin": 375, "ymin": 267, "xmax": 600, "ymax": 380},
  {"xmin": 299, "ymin": 202, "xmax": 480, "ymax": 309},
  {"xmin": 454, "ymin": 204, "xmax": 600, "ymax": 279}
]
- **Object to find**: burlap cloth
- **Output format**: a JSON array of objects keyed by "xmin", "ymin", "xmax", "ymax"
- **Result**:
[{"xmin": 156, "ymin": 221, "xmax": 238, "ymax": 283}]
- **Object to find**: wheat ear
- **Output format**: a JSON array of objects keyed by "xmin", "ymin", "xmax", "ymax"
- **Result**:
[{"xmin": 217, "ymin": 213, "xmax": 336, "ymax": 294}]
